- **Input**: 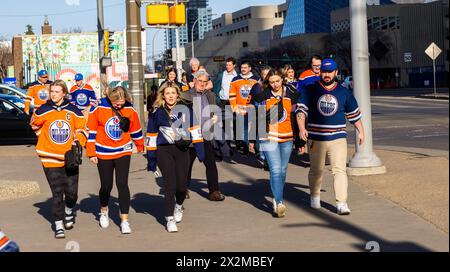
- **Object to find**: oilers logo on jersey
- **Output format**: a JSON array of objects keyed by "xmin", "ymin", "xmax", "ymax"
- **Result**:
[
  {"xmin": 76, "ymin": 93, "xmax": 88, "ymax": 106},
  {"xmin": 105, "ymin": 116, "xmax": 123, "ymax": 140},
  {"xmin": 49, "ymin": 120, "xmax": 71, "ymax": 144},
  {"xmin": 239, "ymin": 85, "xmax": 252, "ymax": 99},
  {"xmin": 38, "ymin": 89, "xmax": 49, "ymax": 101},
  {"xmin": 317, "ymin": 94, "xmax": 339, "ymax": 116}
]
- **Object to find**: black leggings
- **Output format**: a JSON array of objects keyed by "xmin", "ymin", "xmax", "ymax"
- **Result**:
[
  {"xmin": 188, "ymin": 140, "xmax": 219, "ymax": 193},
  {"xmin": 157, "ymin": 145, "xmax": 190, "ymax": 217},
  {"xmin": 43, "ymin": 166, "xmax": 79, "ymax": 221},
  {"xmin": 97, "ymin": 156, "xmax": 131, "ymax": 214}
]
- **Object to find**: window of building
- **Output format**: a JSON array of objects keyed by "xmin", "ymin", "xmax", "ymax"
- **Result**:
[
  {"xmin": 275, "ymin": 13, "xmax": 278, "ymax": 18},
  {"xmin": 243, "ymin": 41, "xmax": 248, "ymax": 47}
]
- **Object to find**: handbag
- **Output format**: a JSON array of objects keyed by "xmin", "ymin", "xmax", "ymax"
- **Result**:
[
  {"xmin": 107, "ymin": 98, "xmax": 131, "ymax": 132},
  {"xmin": 65, "ymin": 141, "xmax": 83, "ymax": 170},
  {"xmin": 163, "ymin": 107, "xmax": 192, "ymax": 151}
]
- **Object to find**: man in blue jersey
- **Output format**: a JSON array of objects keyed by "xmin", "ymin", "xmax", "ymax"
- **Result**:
[
  {"xmin": 69, "ymin": 73, "xmax": 97, "ymax": 118},
  {"xmin": 296, "ymin": 59, "xmax": 365, "ymax": 215}
]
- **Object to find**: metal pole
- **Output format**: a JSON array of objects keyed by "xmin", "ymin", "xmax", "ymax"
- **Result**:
[
  {"xmin": 126, "ymin": 0, "xmax": 146, "ymax": 122},
  {"xmin": 348, "ymin": 0, "xmax": 384, "ymax": 170},
  {"xmin": 433, "ymin": 58, "xmax": 437, "ymax": 96},
  {"xmin": 191, "ymin": 18, "xmax": 199, "ymax": 58},
  {"xmin": 152, "ymin": 29, "xmax": 161, "ymax": 73},
  {"xmin": 174, "ymin": 0, "xmax": 183, "ymax": 81},
  {"xmin": 97, "ymin": 0, "xmax": 106, "ymax": 94}
]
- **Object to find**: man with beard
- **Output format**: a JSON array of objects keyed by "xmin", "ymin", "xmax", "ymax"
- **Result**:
[{"xmin": 295, "ymin": 59, "xmax": 365, "ymax": 216}]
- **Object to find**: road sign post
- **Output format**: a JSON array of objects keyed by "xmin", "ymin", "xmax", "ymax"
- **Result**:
[{"xmin": 425, "ymin": 42, "xmax": 442, "ymax": 96}]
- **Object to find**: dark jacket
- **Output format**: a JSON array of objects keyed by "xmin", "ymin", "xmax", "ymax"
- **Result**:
[{"xmin": 181, "ymin": 87, "xmax": 217, "ymax": 107}]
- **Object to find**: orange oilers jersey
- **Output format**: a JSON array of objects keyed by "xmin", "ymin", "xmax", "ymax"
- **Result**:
[
  {"xmin": 250, "ymin": 85, "xmax": 299, "ymax": 143},
  {"xmin": 86, "ymin": 98, "xmax": 144, "ymax": 160},
  {"xmin": 25, "ymin": 83, "xmax": 50, "ymax": 113},
  {"xmin": 229, "ymin": 74, "xmax": 259, "ymax": 114},
  {"xmin": 30, "ymin": 100, "xmax": 88, "ymax": 168}
]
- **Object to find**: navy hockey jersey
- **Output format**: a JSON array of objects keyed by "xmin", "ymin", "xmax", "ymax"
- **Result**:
[{"xmin": 296, "ymin": 81, "xmax": 362, "ymax": 141}]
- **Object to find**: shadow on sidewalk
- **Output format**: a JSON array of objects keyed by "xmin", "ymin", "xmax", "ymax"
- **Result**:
[
  {"xmin": 130, "ymin": 193, "xmax": 165, "ymax": 227},
  {"xmin": 219, "ymin": 161, "xmax": 433, "ymax": 252},
  {"xmin": 33, "ymin": 198, "xmax": 54, "ymax": 229},
  {"xmin": 78, "ymin": 194, "xmax": 122, "ymax": 228}
]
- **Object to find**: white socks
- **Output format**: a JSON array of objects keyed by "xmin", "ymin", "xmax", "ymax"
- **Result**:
[
  {"xmin": 55, "ymin": 220, "xmax": 64, "ymax": 230},
  {"xmin": 65, "ymin": 207, "xmax": 73, "ymax": 215}
]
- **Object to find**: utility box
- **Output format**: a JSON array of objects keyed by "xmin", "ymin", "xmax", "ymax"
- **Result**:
[
  {"xmin": 169, "ymin": 4, "xmax": 186, "ymax": 25},
  {"xmin": 146, "ymin": 4, "xmax": 170, "ymax": 25}
]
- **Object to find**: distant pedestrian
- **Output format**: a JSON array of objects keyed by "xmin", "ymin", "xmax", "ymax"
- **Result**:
[
  {"xmin": 296, "ymin": 59, "xmax": 364, "ymax": 215},
  {"xmin": 229, "ymin": 61, "xmax": 259, "ymax": 156},
  {"xmin": 282, "ymin": 64, "xmax": 297, "ymax": 88},
  {"xmin": 213, "ymin": 57, "xmax": 237, "ymax": 108},
  {"xmin": 69, "ymin": 73, "xmax": 97, "ymax": 119},
  {"xmin": 24, "ymin": 69, "xmax": 54, "ymax": 115},
  {"xmin": 147, "ymin": 84, "xmax": 158, "ymax": 112},
  {"xmin": 186, "ymin": 58, "xmax": 213, "ymax": 89},
  {"xmin": 146, "ymin": 82, "xmax": 205, "ymax": 232},
  {"xmin": 86, "ymin": 86, "xmax": 145, "ymax": 234},
  {"xmin": 30, "ymin": 80, "xmax": 87, "ymax": 239},
  {"xmin": 159, "ymin": 68, "xmax": 183, "ymax": 89},
  {"xmin": 296, "ymin": 54, "xmax": 323, "ymax": 93}
]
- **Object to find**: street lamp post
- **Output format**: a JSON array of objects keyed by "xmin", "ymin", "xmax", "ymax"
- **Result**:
[
  {"xmin": 191, "ymin": 12, "xmax": 216, "ymax": 59},
  {"xmin": 152, "ymin": 29, "xmax": 162, "ymax": 73}
]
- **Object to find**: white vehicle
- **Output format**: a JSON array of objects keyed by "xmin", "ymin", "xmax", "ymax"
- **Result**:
[
  {"xmin": 342, "ymin": 76, "xmax": 353, "ymax": 90},
  {"xmin": 0, "ymin": 84, "xmax": 27, "ymax": 99}
]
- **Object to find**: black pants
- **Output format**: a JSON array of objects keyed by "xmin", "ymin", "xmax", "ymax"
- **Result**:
[
  {"xmin": 43, "ymin": 166, "xmax": 79, "ymax": 222},
  {"xmin": 157, "ymin": 145, "xmax": 190, "ymax": 216},
  {"xmin": 188, "ymin": 141, "xmax": 219, "ymax": 193},
  {"xmin": 97, "ymin": 156, "xmax": 131, "ymax": 214}
]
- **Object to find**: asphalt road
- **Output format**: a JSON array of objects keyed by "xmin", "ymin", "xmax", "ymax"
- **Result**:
[{"xmin": 347, "ymin": 96, "xmax": 449, "ymax": 151}]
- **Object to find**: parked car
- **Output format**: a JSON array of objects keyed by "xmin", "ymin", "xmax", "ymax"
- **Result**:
[
  {"xmin": 0, "ymin": 84, "xmax": 27, "ymax": 99},
  {"xmin": 342, "ymin": 76, "xmax": 353, "ymax": 90},
  {"xmin": 0, "ymin": 95, "xmax": 36, "ymax": 141}
]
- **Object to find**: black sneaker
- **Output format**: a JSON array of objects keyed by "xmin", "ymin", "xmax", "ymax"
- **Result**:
[{"xmin": 55, "ymin": 228, "xmax": 65, "ymax": 239}]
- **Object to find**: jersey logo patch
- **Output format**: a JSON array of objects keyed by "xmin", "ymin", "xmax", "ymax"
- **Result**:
[
  {"xmin": 38, "ymin": 89, "xmax": 49, "ymax": 101},
  {"xmin": 317, "ymin": 94, "xmax": 338, "ymax": 116},
  {"xmin": 105, "ymin": 116, "xmax": 123, "ymax": 140},
  {"xmin": 239, "ymin": 84, "xmax": 252, "ymax": 99},
  {"xmin": 76, "ymin": 93, "xmax": 88, "ymax": 105},
  {"xmin": 49, "ymin": 120, "xmax": 71, "ymax": 144}
]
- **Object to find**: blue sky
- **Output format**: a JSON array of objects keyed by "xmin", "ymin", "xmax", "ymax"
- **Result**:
[{"xmin": 0, "ymin": 0, "xmax": 285, "ymax": 58}]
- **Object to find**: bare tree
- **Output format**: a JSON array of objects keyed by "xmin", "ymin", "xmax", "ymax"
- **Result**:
[{"xmin": 0, "ymin": 43, "xmax": 13, "ymax": 80}]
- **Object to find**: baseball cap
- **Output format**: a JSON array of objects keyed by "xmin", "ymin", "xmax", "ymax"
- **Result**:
[
  {"xmin": 74, "ymin": 73, "xmax": 83, "ymax": 81},
  {"xmin": 321, "ymin": 59, "xmax": 338, "ymax": 72},
  {"xmin": 38, "ymin": 69, "xmax": 48, "ymax": 77}
]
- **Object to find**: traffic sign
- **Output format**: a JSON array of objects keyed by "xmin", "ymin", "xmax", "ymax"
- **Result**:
[
  {"xmin": 425, "ymin": 42, "xmax": 442, "ymax": 60},
  {"xmin": 403, "ymin": 52, "xmax": 412, "ymax": 63}
]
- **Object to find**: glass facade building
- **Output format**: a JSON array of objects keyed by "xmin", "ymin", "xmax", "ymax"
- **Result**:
[{"xmin": 281, "ymin": 0, "xmax": 394, "ymax": 38}]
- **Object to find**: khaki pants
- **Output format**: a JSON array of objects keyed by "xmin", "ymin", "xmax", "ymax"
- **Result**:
[{"xmin": 308, "ymin": 138, "xmax": 348, "ymax": 203}]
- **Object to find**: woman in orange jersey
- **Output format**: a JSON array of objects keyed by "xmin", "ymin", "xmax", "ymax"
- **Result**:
[
  {"xmin": 30, "ymin": 80, "xmax": 88, "ymax": 239},
  {"xmin": 250, "ymin": 69, "xmax": 300, "ymax": 218},
  {"xmin": 86, "ymin": 86, "xmax": 144, "ymax": 235}
]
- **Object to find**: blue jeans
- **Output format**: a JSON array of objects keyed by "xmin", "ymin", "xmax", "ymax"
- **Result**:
[{"xmin": 261, "ymin": 140, "xmax": 293, "ymax": 204}]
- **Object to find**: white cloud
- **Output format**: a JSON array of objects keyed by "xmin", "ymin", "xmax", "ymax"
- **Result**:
[{"xmin": 65, "ymin": 0, "xmax": 80, "ymax": 6}]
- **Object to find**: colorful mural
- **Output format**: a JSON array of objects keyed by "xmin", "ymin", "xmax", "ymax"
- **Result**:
[{"xmin": 21, "ymin": 31, "xmax": 129, "ymax": 95}]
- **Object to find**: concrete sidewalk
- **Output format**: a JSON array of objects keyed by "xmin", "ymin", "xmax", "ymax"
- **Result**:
[{"xmin": 0, "ymin": 145, "xmax": 448, "ymax": 252}]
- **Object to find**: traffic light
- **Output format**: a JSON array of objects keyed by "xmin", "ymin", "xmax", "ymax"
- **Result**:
[
  {"xmin": 103, "ymin": 29, "xmax": 115, "ymax": 56},
  {"xmin": 146, "ymin": 3, "xmax": 186, "ymax": 26}
]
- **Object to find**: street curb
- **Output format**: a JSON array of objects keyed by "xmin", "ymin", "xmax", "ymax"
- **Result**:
[
  {"xmin": 347, "ymin": 165, "xmax": 387, "ymax": 176},
  {"xmin": 416, "ymin": 94, "xmax": 449, "ymax": 100},
  {"xmin": 0, "ymin": 181, "xmax": 40, "ymax": 201},
  {"xmin": 373, "ymin": 145, "xmax": 449, "ymax": 158}
]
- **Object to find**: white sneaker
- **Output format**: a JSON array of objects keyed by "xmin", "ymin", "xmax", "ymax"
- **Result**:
[
  {"xmin": 174, "ymin": 204, "xmax": 184, "ymax": 223},
  {"xmin": 310, "ymin": 196, "xmax": 321, "ymax": 209},
  {"xmin": 276, "ymin": 202, "xmax": 287, "ymax": 218},
  {"xmin": 120, "ymin": 221, "xmax": 132, "ymax": 234},
  {"xmin": 99, "ymin": 209, "xmax": 110, "ymax": 229},
  {"xmin": 166, "ymin": 216, "xmax": 178, "ymax": 233},
  {"xmin": 337, "ymin": 202, "xmax": 351, "ymax": 215}
]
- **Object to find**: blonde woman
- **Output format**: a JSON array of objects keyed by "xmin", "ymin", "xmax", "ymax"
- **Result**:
[
  {"xmin": 146, "ymin": 82, "xmax": 205, "ymax": 233},
  {"xmin": 86, "ymin": 86, "xmax": 144, "ymax": 234},
  {"xmin": 282, "ymin": 64, "xmax": 297, "ymax": 88}
]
